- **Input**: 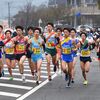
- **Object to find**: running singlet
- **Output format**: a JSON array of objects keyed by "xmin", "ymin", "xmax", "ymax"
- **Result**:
[
  {"xmin": 45, "ymin": 32, "xmax": 57, "ymax": 49},
  {"xmin": 80, "ymin": 40, "xmax": 90, "ymax": 57},
  {"xmin": 81, "ymin": 48, "xmax": 90, "ymax": 57},
  {"xmin": 15, "ymin": 37, "xmax": 27, "ymax": 54},
  {"xmin": 61, "ymin": 37, "xmax": 72, "ymax": 55},
  {"xmin": 31, "ymin": 38, "xmax": 43, "ymax": 55},
  {"xmin": 4, "ymin": 40, "xmax": 14, "ymax": 54}
]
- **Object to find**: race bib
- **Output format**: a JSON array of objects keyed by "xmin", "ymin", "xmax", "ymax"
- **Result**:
[
  {"xmin": 16, "ymin": 44, "xmax": 25, "ymax": 52},
  {"xmin": 32, "ymin": 48, "xmax": 40, "ymax": 54},
  {"xmin": 5, "ymin": 48, "xmax": 14, "ymax": 54},
  {"xmin": 62, "ymin": 48, "xmax": 71, "ymax": 54},
  {"xmin": 47, "ymin": 42, "xmax": 54, "ymax": 47},
  {"xmin": 81, "ymin": 50, "xmax": 90, "ymax": 56}
]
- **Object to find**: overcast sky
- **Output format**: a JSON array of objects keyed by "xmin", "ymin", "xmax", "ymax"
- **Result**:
[{"xmin": 0, "ymin": 0, "xmax": 48, "ymax": 19}]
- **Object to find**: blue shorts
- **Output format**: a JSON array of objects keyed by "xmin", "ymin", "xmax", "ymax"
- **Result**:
[
  {"xmin": 5, "ymin": 54, "xmax": 15, "ymax": 60},
  {"xmin": 61, "ymin": 54, "xmax": 73, "ymax": 63},
  {"xmin": 31, "ymin": 54, "xmax": 43, "ymax": 63},
  {"xmin": 0, "ymin": 52, "xmax": 2, "ymax": 59}
]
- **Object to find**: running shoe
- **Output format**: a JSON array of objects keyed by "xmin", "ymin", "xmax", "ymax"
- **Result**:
[
  {"xmin": 9, "ymin": 77, "xmax": 13, "ymax": 81},
  {"xmin": 66, "ymin": 82, "xmax": 71, "ymax": 88},
  {"xmin": 48, "ymin": 75, "xmax": 52, "ymax": 81},
  {"xmin": 71, "ymin": 80, "xmax": 75, "ymax": 83},
  {"xmin": 83, "ymin": 80, "xmax": 88, "ymax": 85},
  {"xmin": 36, "ymin": 81, "xmax": 39, "ymax": 85},
  {"xmin": 22, "ymin": 75, "xmax": 26, "ymax": 83}
]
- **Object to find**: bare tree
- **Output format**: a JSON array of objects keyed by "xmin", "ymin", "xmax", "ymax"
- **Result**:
[{"xmin": 12, "ymin": 2, "xmax": 66, "ymax": 28}]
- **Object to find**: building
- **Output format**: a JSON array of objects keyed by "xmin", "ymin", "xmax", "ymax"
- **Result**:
[{"xmin": 67, "ymin": 0, "xmax": 100, "ymax": 27}]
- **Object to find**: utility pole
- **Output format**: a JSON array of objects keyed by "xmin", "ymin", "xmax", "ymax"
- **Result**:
[
  {"xmin": 74, "ymin": 0, "xmax": 77, "ymax": 28},
  {"xmin": 8, "ymin": 2, "xmax": 11, "ymax": 28}
]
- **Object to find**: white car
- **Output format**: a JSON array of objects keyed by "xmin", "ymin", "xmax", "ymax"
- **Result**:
[{"xmin": 76, "ymin": 25, "xmax": 93, "ymax": 32}]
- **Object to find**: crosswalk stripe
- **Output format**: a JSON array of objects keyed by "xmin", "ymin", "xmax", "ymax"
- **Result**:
[
  {"xmin": 0, "ymin": 83, "xmax": 32, "ymax": 90},
  {"xmin": 17, "ymin": 73, "xmax": 57, "ymax": 100},
  {"xmin": 23, "ymin": 63, "xmax": 54, "ymax": 67},
  {"xmin": 0, "ymin": 59, "xmax": 56, "ymax": 99},
  {"xmin": 0, "ymin": 91, "xmax": 21, "ymax": 98},
  {"xmin": 4, "ymin": 65, "xmax": 53, "ymax": 70},
  {"xmin": 0, "ymin": 77, "xmax": 42, "ymax": 83},
  {"xmin": 4, "ymin": 72, "xmax": 48, "ymax": 78},
  {"xmin": 4, "ymin": 68, "xmax": 54, "ymax": 74},
  {"xmin": 24, "ymin": 59, "xmax": 52, "ymax": 62}
]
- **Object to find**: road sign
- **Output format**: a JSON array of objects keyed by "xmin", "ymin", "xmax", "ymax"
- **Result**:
[
  {"xmin": 38, "ymin": 19, "xmax": 42, "ymax": 24},
  {"xmin": 38, "ymin": 19, "xmax": 42, "ymax": 27}
]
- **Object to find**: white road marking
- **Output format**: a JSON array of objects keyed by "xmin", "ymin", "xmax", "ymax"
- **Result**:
[
  {"xmin": 4, "ymin": 72, "xmax": 48, "ymax": 78},
  {"xmin": 17, "ymin": 73, "xmax": 57, "ymax": 100},
  {"xmin": 22, "ymin": 63, "xmax": 54, "ymax": 67},
  {"xmin": 0, "ymin": 91, "xmax": 21, "ymax": 98},
  {"xmin": 1, "ymin": 59, "xmax": 56, "ymax": 99},
  {"xmin": 0, "ymin": 83, "xmax": 32, "ymax": 90},
  {"xmin": 4, "ymin": 68, "xmax": 54, "ymax": 74},
  {"xmin": 0, "ymin": 77, "xmax": 41, "ymax": 83},
  {"xmin": 4, "ymin": 64, "xmax": 53, "ymax": 70}
]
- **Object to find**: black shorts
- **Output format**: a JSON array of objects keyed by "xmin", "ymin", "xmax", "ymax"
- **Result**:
[
  {"xmin": 80, "ymin": 56, "xmax": 92, "ymax": 63},
  {"xmin": 15, "ymin": 53, "xmax": 26, "ymax": 61},
  {"xmin": 26, "ymin": 50, "xmax": 32, "ymax": 58},
  {"xmin": 5, "ymin": 54, "xmax": 15, "ymax": 60},
  {"xmin": 97, "ymin": 52, "xmax": 100, "ymax": 59}
]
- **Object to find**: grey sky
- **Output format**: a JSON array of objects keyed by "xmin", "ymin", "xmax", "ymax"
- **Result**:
[{"xmin": 0, "ymin": 0, "xmax": 48, "ymax": 19}]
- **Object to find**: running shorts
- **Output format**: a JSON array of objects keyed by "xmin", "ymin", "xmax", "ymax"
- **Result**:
[
  {"xmin": 15, "ymin": 53, "xmax": 26, "ymax": 61},
  {"xmin": 45, "ymin": 48, "xmax": 57, "ymax": 57},
  {"xmin": 5, "ymin": 54, "xmax": 15, "ymax": 60},
  {"xmin": 80, "ymin": 56, "xmax": 92, "ymax": 63}
]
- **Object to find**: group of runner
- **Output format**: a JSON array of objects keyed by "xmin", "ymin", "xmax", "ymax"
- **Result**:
[{"xmin": 0, "ymin": 23, "xmax": 100, "ymax": 87}]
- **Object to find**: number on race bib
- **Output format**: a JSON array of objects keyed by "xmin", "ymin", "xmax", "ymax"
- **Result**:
[
  {"xmin": 62, "ymin": 48, "xmax": 71, "ymax": 54},
  {"xmin": 81, "ymin": 50, "xmax": 90, "ymax": 56},
  {"xmin": 32, "ymin": 48, "xmax": 40, "ymax": 54},
  {"xmin": 16, "ymin": 45, "xmax": 25, "ymax": 51},
  {"xmin": 5, "ymin": 48, "xmax": 14, "ymax": 54},
  {"xmin": 47, "ymin": 42, "xmax": 54, "ymax": 47}
]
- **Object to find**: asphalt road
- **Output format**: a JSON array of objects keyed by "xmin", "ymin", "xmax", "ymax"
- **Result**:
[
  {"xmin": 24, "ymin": 51, "xmax": 100, "ymax": 100},
  {"xmin": 0, "ymin": 58, "xmax": 55, "ymax": 100},
  {"xmin": 0, "ymin": 51, "xmax": 100, "ymax": 100}
]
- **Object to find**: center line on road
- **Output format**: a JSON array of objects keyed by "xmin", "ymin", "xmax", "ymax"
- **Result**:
[{"xmin": 17, "ymin": 73, "xmax": 57, "ymax": 100}]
